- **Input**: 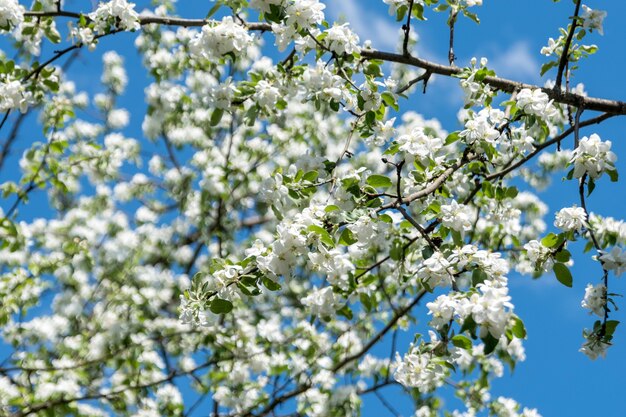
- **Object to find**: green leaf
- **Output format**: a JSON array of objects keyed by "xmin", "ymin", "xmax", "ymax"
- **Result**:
[
  {"xmin": 608, "ymin": 169, "xmax": 619, "ymax": 182},
  {"xmin": 482, "ymin": 333, "xmax": 499, "ymax": 355},
  {"xmin": 381, "ymin": 92, "xmax": 398, "ymax": 111},
  {"xmin": 339, "ymin": 228, "xmax": 357, "ymax": 245},
  {"xmin": 541, "ymin": 233, "xmax": 559, "ymax": 248},
  {"xmin": 540, "ymin": 61, "xmax": 558, "ymax": 76},
  {"xmin": 262, "ymin": 277, "xmax": 281, "ymax": 291},
  {"xmin": 210, "ymin": 108, "xmax": 224, "ymax": 126},
  {"xmin": 451, "ymin": 334, "xmax": 472, "ymax": 350},
  {"xmin": 337, "ymin": 305, "xmax": 353, "ymax": 320},
  {"xmin": 396, "ymin": 4, "xmax": 408, "ymax": 22},
  {"xmin": 460, "ymin": 316, "xmax": 477, "ymax": 337},
  {"xmin": 366, "ymin": 174, "xmax": 392, "ymax": 188},
  {"xmin": 511, "ymin": 317, "xmax": 527, "ymax": 339},
  {"xmin": 605, "ymin": 320, "xmax": 619, "ymax": 336},
  {"xmin": 462, "ymin": 9, "xmax": 480, "ymax": 24},
  {"xmin": 210, "ymin": 298, "xmax": 233, "ymax": 314},
  {"xmin": 360, "ymin": 293, "xmax": 372, "ymax": 312},
  {"xmin": 390, "ymin": 239, "xmax": 404, "ymax": 261},
  {"xmin": 555, "ymin": 249, "xmax": 571, "ymax": 263},
  {"xmin": 587, "ymin": 177, "xmax": 595, "ymax": 196},
  {"xmin": 206, "ymin": 3, "xmax": 221, "ymax": 18},
  {"xmin": 445, "ymin": 131, "xmax": 460, "ymax": 145},
  {"xmin": 472, "ymin": 269, "xmax": 488, "ymax": 287},
  {"xmin": 307, "ymin": 225, "xmax": 335, "ymax": 247},
  {"xmin": 505, "ymin": 186, "xmax": 519, "ymax": 199},
  {"xmin": 553, "ymin": 262, "xmax": 573, "ymax": 287},
  {"xmin": 302, "ymin": 170, "xmax": 319, "ymax": 182}
]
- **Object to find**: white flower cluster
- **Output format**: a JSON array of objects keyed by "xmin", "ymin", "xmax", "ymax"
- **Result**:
[
  {"xmin": 588, "ymin": 214, "xmax": 626, "ymax": 245},
  {"xmin": 69, "ymin": 23, "xmax": 96, "ymax": 50},
  {"xmin": 460, "ymin": 57, "xmax": 494, "ymax": 106},
  {"xmin": 523, "ymin": 240, "xmax": 554, "ymax": 272},
  {"xmin": 427, "ymin": 280, "xmax": 514, "ymax": 338},
  {"xmin": 189, "ymin": 16, "xmax": 254, "ymax": 60},
  {"xmin": 459, "ymin": 107, "xmax": 503, "ymax": 146},
  {"xmin": 308, "ymin": 245, "xmax": 355, "ymax": 290},
  {"xmin": 554, "ymin": 206, "xmax": 586, "ymax": 232},
  {"xmin": 301, "ymin": 286, "xmax": 337, "ymax": 317},
  {"xmin": 0, "ymin": 77, "xmax": 32, "ymax": 113},
  {"xmin": 441, "ymin": 200, "xmax": 474, "ymax": 232},
  {"xmin": 89, "ymin": 0, "xmax": 140, "ymax": 32},
  {"xmin": 101, "ymin": 51, "xmax": 128, "ymax": 95},
  {"xmin": 419, "ymin": 252, "xmax": 454, "ymax": 289},
  {"xmin": 301, "ymin": 60, "xmax": 348, "ymax": 103},
  {"xmin": 581, "ymin": 4, "xmax": 607, "ymax": 35},
  {"xmin": 515, "ymin": 88, "xmax": 557, "ymax": 119},
  {"xmin": 570, "ymin": 133, "xmax": 617, "ymax": 179},
  {"xmin": 254, "ymin": 80, "xmax": 281, "ymax": 110},
  {"xmin": 393, "ymin": 343, "xmax": 447, "ymax": 392},
  {"xmin": 0, "ymin": 0, "xmax": 23, "ymax": 31},
  {"xmin": 580, "ymin": 335, "xmax": 609, "ymax": 360},
  {"xmin": 396, "ymin": 127, "xmax": 443, "ymax": 163},
  {"xmin": 285, "ymin": 0, "xmax": 325, "ymax": 28},
  {"xmin": 492, "ymin": 397, "xmax": 543, "ymax": 417},
  {"xmin": 581, "ymin": 283, "xmax": 606, "ymax": 317},
  {"xmin": 540, "ymin": 36, "xmax": 563, "ymax": 57},
  {"xmin": 324, "ymin": 23, "xmax": 360, "ymax": 55},
  {"xmin": 599, "ymin": 247, "xmax": 626, "ymax": 276}
]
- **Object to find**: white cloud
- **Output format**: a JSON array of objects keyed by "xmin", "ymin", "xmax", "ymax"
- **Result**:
[
  {"xmin": 324, "ymin": 0, "xmax": 399, "ymax": 50},
  {"xmin": 489, "ymin": 41, "xmax": 540, "ymax": 82}
]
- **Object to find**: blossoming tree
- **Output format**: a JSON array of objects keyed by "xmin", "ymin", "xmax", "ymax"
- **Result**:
[{"xmin": 0, "ymin": 0, "xmax": 624, "ymax": 416}]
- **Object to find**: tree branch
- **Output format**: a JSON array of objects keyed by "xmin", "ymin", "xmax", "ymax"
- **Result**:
[
  {"xmin": 554, "ymin": 0, "xmax": 583, "ymax": 90},
  {"xmin": 361, "ymin": 49, "xmax": 626, "ymax": 114}
]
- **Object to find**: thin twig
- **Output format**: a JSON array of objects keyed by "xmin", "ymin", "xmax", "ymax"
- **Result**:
[
  {"xmin": 554, "ymin": 0, "xmax": 583, "ymax": 90},
  {"xmin": 448, "ymin": 10, "xmax": 458, "ymax": 65},
  {"xmin": 402, "ymin": 0, "xmax": 415, "ymax": 56}
]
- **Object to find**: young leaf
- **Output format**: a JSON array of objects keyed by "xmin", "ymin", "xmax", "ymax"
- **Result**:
[
  {"xmin": 366, "ymin": 174, "xmax": 392, "ymax": 188},
  {"xmin": 210, "ymin": 298, "xmax": 233, "ymax": 314},
  {"xmin": 553, "ymin": 263, "xmax": 573, "ymax": 287}
]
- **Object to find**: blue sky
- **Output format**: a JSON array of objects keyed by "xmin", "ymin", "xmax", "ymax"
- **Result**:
[{"xmin": 2, "ymin": 1, "xmax": 626, "ymax": 416}]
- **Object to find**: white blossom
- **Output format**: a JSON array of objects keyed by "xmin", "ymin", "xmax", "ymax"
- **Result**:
[
  {"xmin": 324, "ymin": 23, "xmax": 360, "ymax": 55},
  {"xmin": 189, "ymin": 16, "xmax": 254, "ymax": 60},
  {"xmin": 570, "ymin": 134, "xmax": 617, "ymax": 179},
  {"xmin": 285, "ymin": 0, "xmax": 325, "ymax": 28},
  {"xmin": 393, "ymin": 347, "xmax": 447, "ymax": 392},
  {"xmin": 90, "ymin": 0, "xmax": 140, "ymax": 32},
  {"xmin": 441, "ymin": 200, "xmax": 473, "ymax": 232},
  {"xmin": 581, "ymin": 5, "xmax": 607, "ymax": 35},
  {"xmin": 599, "ymin": 246, "xmax": 626, "ymax": 276},
  {"xmin": 0, "ymin": 0, "xmax": 23, "ymax": 30},
  {"xmin": 301, "ymin": 286, "xmax": 337, "ymax": 317},
  {"xmin": 396, "ymin": 127, "xmax": 443, "ymax": 162},
  {"xmin": 581, "ymin": 283, "xmax": 606, "ymax": 317},
  {"xmin": 515, "ymin": 88, "xmax": 557, "ymax": 119},
  {"xmin": 554, "ymin": 206, "xmax": 586, "ymax": 232},
  {"xmin": 0, "ymin": 79, "xmax": 32, "ymax": 112}
]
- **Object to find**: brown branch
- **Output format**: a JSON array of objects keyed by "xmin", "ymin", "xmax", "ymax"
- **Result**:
[
  {"xmin": 554, "ymin": 0, "xmax": 583, "ymax": 90},
  {"xmin": 379, "ymin": 150, "xmax": 477, "ymax": 210},
  {"xmin": 23, "ymin": 10, "xmax": 272, "ymax": 30},
  {"xmin": 448, "ymin": 10, "xmax": 458, "ymax": 65},
  {"xmin": 361, "ymin": 49, "xmax": 626, "ymax": 114},
  {"xmin": 402, "ymin": 0, "xmax": 414, "ymax": 56}
]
